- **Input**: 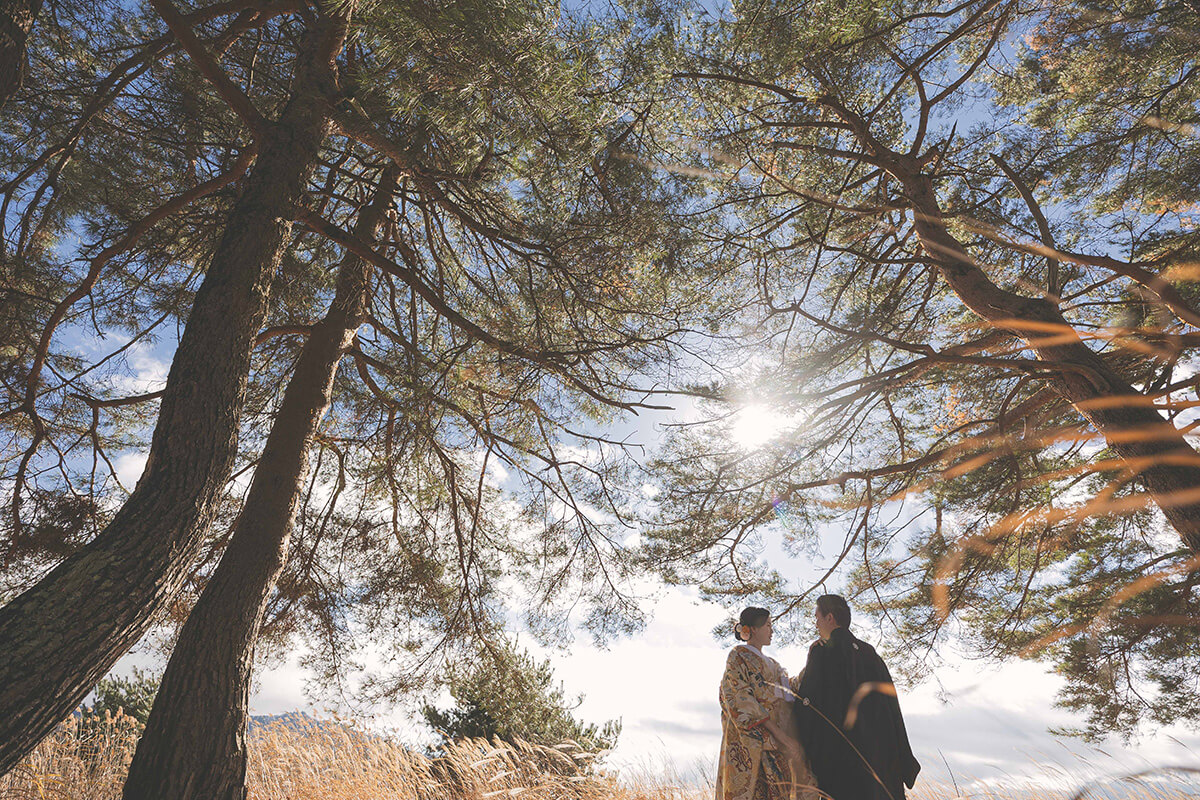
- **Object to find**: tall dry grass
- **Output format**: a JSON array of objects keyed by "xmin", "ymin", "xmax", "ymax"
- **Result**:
[
  {"xmin": 0, "ymin": 712, "xmax": 142, "ymax": 800},
  {"xmin": 0, "ymin": 713, "xmax": 701, "ymax": 800},
  {"xmin": 0, "ymin": 713, "xmax": 1196, "ymax": 800}
]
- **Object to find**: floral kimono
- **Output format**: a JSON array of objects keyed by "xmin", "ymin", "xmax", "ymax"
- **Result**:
[{"xmin": 716, "ymin": 644, "xmax": 819, "ymax": 800}]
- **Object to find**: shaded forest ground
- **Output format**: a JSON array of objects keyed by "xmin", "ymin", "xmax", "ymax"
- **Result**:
[{"xmin": 0, "ymin": 712, "xmax": 1196, "ymax": 800}]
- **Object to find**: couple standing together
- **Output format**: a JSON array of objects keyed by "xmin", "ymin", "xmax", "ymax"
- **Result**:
[{"xmin": 716, "ymin": 595, "xmax": 921, "ymax": 800}]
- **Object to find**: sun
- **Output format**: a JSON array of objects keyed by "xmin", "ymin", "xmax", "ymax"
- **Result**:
[{"xmin": 730, "ymin": 404, "xmax": 790, "ymax": 450}]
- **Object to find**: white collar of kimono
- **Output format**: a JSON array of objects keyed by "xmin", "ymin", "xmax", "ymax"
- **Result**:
[{"xmin": 738, "ymin": 643, "xmax": 766, "ymax": 659}]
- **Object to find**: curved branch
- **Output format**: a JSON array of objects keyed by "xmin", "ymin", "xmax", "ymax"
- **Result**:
[
  {"xmin": 149, "ymin": 0, "xmax": 267, "ymax": 134},
  {"xmin": 990, "ymin": 152, "xmax": 1060, "ymax": 297}
]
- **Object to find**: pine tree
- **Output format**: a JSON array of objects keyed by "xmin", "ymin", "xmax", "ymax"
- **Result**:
[
  {"xmin": 0, "ymin": 0, "xmax": 352, "ymax": 773},
  {"xmin": 0, "ymin": 0, "xmax": 708, "ymax": 786},
  {"xmin": 422, "ymin": 642, "xmax": 619, "ymax": 757}
]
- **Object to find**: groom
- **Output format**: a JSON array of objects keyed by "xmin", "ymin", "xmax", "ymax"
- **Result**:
[{"xmin": 793, "ymin": 595, "xmax": 920, "ymax": 800}]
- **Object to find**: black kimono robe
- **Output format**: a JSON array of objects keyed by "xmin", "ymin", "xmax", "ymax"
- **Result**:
[{"xmin": 793, "ymin": 627, "xmax": 920, "ymax": 800}]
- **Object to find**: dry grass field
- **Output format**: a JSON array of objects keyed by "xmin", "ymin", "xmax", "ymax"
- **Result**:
[{"xmin": 0, "ymin": 711, "xmax": 1195, "ymax": 800}]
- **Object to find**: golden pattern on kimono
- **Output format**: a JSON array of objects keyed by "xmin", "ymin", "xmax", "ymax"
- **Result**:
[{"xmin": 715, "ymin": 646, "xmax": 820, "ymax": 800}]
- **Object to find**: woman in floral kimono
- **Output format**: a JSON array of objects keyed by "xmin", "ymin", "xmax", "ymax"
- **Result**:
[{"xmin": 717, "ymin": 607, "xmax": 818, "ymax": 800}]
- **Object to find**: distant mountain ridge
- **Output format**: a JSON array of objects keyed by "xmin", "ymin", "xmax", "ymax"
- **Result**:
[{"xmin": 247, "ymin": 711, "xmax": 323, "ymax": 732}]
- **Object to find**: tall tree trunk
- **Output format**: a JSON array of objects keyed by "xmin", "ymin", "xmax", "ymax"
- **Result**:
[
  {"xmin": 0, "ymin": 16, "xmax": 344, "ymax": 777},
  {"xmin": 0, "ymin": 0, "xmax": 42, "ymax": 108},
  {"xmin": 121, "ymin": 167, "xmax": 398, "ymax": 800},
  {"xmin": 892, "ymin": 158, "xmax": 1200, "ymax": 553}
]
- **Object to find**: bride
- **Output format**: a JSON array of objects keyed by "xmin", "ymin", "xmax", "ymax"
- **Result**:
[{"xmin": 716, "ymin": 607, "xmax": 819, "ymax": 800}]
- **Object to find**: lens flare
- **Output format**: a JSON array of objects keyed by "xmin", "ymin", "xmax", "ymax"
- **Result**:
[{"xmin": 730, "ymin": 404, "xmax": 790, "ymax": 450}]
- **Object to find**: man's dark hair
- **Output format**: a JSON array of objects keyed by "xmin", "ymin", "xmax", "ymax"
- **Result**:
[
  {"xmin": 816, "ymin": 594, "xmax": 851, "ymax": 628},
  {"xmin": 735, "ymin": 606, "xmax": 770, "ymax": 640}
]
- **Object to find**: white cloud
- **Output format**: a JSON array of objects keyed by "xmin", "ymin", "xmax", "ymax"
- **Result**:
[
  {"xmin": 525, "ymin": 587, "xmax": 1200, "ymax": 792},
  {"xmin": 109, "ymin": 342, "xmax": 170, "ymax": 395},
  {"xmin": 113, "ymin": 451, "xmax": 148, "ymax": 491},
  {"xmin": 485, "ymin": 457, "xmax": 511, "ymax": 487},
  {"xmin": 96, "ymin": 585, "xmax": 1200, "ymax": 797}
]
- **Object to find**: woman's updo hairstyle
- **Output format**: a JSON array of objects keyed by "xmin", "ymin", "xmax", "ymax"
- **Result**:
[{"xmin": 734, "ymin": 606, "xmax": 770, "ymax": 641}]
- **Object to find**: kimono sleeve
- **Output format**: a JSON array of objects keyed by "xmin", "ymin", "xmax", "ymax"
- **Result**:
[
  {"xmin": 789, "ymin": 668, "xmax": 804, "ymax": 696},
  {"xmin": 719, "ymin": 649, "xmax": 771, "ymax": 736}
]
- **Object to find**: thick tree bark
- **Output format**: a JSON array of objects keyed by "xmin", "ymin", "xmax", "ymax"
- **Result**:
[
  {"xmin": 120, "ymin": 168, "xmax": 397, "ymax": 800},
  {"xmin": 892, "ymin": 158, "xmax": 1200, "ymax": 553},
  {"xmin": 0, "ymin": 16, "xmax": 342, "ymax": 778},
  {"xmin": 0, "ymin": 0, "xmax": 42, "ymax": 108}
]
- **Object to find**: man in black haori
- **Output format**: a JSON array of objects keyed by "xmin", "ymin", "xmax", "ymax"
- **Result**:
[{"xmin": 793, "ymin": 595, "xmax": 920, "ymax": 800}]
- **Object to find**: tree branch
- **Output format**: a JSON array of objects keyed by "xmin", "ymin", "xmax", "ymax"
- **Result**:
[{"xmin": 148, "ymin": 0, "xmax": 267, "ymax": 134}]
